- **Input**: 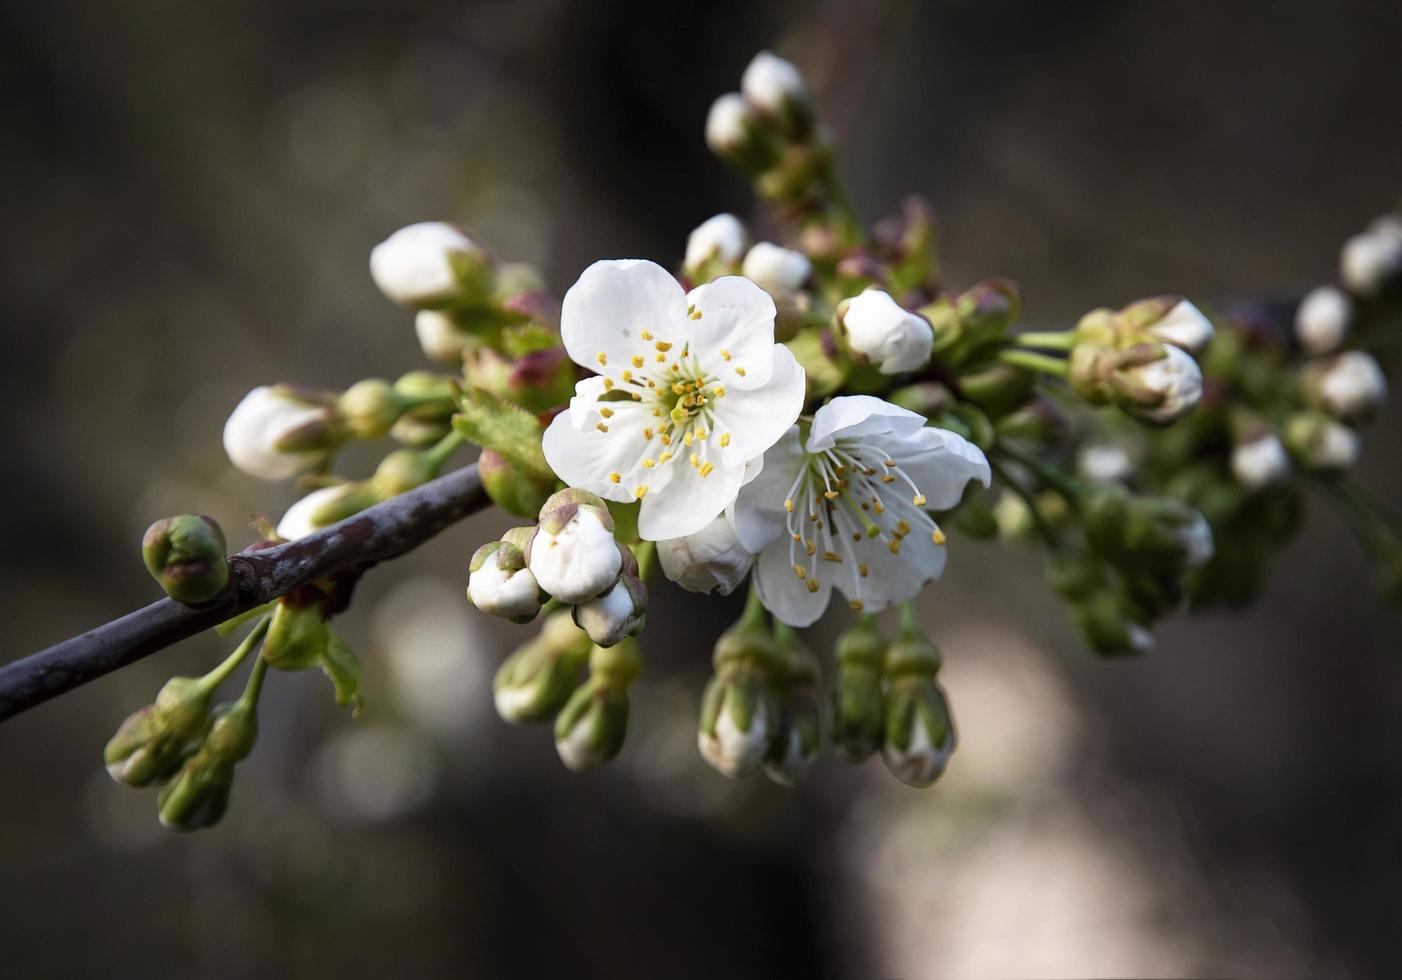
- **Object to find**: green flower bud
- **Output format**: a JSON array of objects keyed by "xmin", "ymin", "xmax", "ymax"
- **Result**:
[
  {"xmin": 156, "ymin": 700, "xmax": 257, "ymax": 832},
  {"xmin": 141, "ymin": 515, "xmax": 229, "ymax": 605},
  {"xmin": 479, "ymin": 448, "xmax": 557, "ymax": 518},
  {"xmin": 338, "ymin": 379, "xmax": 401, "ymax": 440},
  {"xmin": 882, "ymin": 674, "xmax": 955, "ymax": 788},
  {"xmin": 955, "ymin": 361, "xmax": 1035, "ymax": 418},
  {"xmin": 369, "ymin": 448, "xmax": 437, "ymax": 500},
  {"xmin": 1072, "ymin": 591, "xmax": 1153, "ymax": 657},
  {"xmin": 1069, "ymin": 342, "xmax": 1203, "ymax": 426},
  {"xmin": 104, "ymin": 674, "xmax": 215, "ymax": 786},
  {"xmin": 995, "ymin": 397, "xmax": 1069, "ymax": 444},
  {"xmin": 553, "ymin": 639, "xmax": 642, "ymax": 772},
  {"xmin": 831, "ymin": 615, "xmax": 885, "ymax": 762},
  {"xmin": 390, "ymin": 414, "xmax": 453, "ymax": 448},
  {"xmin": 493, "ymin": 610, "xmax": 593, "ymax": 723},
  {"xmin": 763, "ymin": 625, "xmax": 822, "ymax": 786},
  {"xmin": 887, "ymin": 381, "xmax": 954, "ymax": 417},
  {"xmin": 263, "ymin": 601, "xmax": 329, "ymax": 671},
  {"xmin": 1084, "ymin": 485, "xmax": 1214, "ymax": 574},
  {"xmin": 698, "ymin": 660, "xmax": 777, "ymax": 779}
]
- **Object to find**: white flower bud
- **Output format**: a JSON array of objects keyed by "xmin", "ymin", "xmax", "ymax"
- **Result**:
[
  {"xmin": 277, "ymin": 486, "xmax": 353, "ymax": 541},
  {"xmin": 1316, "ymin": 350, "xmax": 1387, "ymax": 419},
  {"xmin": 1077, "ymin": 443, "xmax": 1135, "ymax": 484},
  {"xmin": 1230, "ymin": 434, "xmax": 1290, "ymax": 491},
  {"xmin": 698, "ymin": 696, "xmax": 772, "ymax": 778},
  {"xmin": 741, "ymin": 242, "xmax": 812, "ymax": 295},
  {"xmin": 838, "ymin": 287, "xmax": 934, "ymax": 375},
  {"xmin": 684, "ymin": 213, "xmax": 749, "ymax": 274},
  {"xmin": 1145, "ymin": 299, "xmax": 1215, "ymax": 354},
  {"xmin": 740, "ymin": 51, "xmax": 807, "ymax": 115},
  {"xmin": 1178, "ymin": 512, "xmax": 1215, "ymax": 570},
  {"xmin": 1287, "ymin": 414, "xmax": 1360, "ymax": 472},
  {"xmin": 657, "ymin": 517, "xmax": 755, "ymax": 596},
  {"xmin": 223, "ymin": 385, "xmax": 336, "ymax": 481},
  {"xmin": 882, "ymin": 707, "xmax": 956, "ymax": 788},
  {"xmin": 527, "ymin": 495, "xmax": 622, "ymax": 604},
  {"xmin": 1340, "ymin": 230, "xmax": 1402, "ymax": 297},
  {"xmin": 369, "ymin": 222, "xmax": 487, "ymax": 309},
  {"xmin": 468, "ymin": 542, "xmax": 544, "ymax": 623},
  {"xmin": 1123, "ymin": 344, "xmax": 1203, "ymax": 425},
  {"xmin": 572, "ymin": 575, "xmax": 646, "ymax": 647},
  {"xmin": 1294, "ymin": 286, "xmax": 1353, "ymax": 355},
  {"xmin": 705, "ymin": 93, "xmax": 757, "ymax": 157},
  {"xmin": 414, "ymin": 310, "xmax": 472, "ymax": 363}
]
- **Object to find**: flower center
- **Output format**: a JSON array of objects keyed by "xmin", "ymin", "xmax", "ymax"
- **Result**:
[{"xmin": 781, "ymin": 440, "xmax": 944, "ymax": 611}]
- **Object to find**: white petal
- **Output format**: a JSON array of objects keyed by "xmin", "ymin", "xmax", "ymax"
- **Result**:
[
  {"xmin": 841, "ymin": 501, "xmax": 946, "ymax": 612},
  {"xmin": 729, "ymin": 426, "xmax": 805, "ymax": 552},
  {"xmin": 754, "ymin": 535, "xmax": 831, "ymax": 627},
  {"xmin": 870, "ymin": 426, "xmax": 991, "ymax": 510},
  {"xmin": 707, "ymin": 343, "xmax": 806, "ymax": 466},
  {"xmin": 808, "ymin": 394, "xmax": 926, "ymax": 451},
  {"xmin": 541, "ymin": 402, "xmax": 674, "ymax": 504},
  {"xmin": 276, "ymin": 486, "xmax": 350, "ymax": 540},
  {"xmin": 559, "ymin": 259, "xmax": 689, "ymax": 372},
  {"xmin": 685, "ymin": 276, "xmax": 778, "ymax": 389},
  {"xmin": 636, "ymin": 448, "xmax": 745, "ymax": 541}
]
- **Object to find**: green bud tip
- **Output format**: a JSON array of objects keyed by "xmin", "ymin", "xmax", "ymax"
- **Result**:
[{"xmin": 141, "ymin": 514, "xmax": 230, "ymax": 606}]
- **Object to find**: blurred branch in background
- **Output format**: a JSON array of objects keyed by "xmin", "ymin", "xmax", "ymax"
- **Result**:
[{"xmin": 0, "ymin": 464, "xmax": 485, "ymax": 722}]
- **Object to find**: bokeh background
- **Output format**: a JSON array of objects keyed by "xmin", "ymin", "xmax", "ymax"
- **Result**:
[{"xmin": 3, "ymin": 1, "xmax": 1402, "ymax": 976}]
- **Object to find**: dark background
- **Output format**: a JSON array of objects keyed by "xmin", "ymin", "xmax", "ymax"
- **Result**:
[{"xmin": 3, "ymin": 1, "xmax": 1401, "ymax": 976}]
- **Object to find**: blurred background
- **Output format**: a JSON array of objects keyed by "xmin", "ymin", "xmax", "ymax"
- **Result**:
[{"xmin": 3, "ymin": 0, "xmax": 1401, "ymax": 976}]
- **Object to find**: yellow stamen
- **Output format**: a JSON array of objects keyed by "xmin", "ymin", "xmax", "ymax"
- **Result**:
[
  {"xmin": 609, "ymin": 472, "xmax": 621, "ymax": 483},
  {"xmin": 655, "ymin": 340, "xmax": 673, "ymax": 353},
  {"xmin": 603, "ymin": 378, "xmax": 615, "ymax": 390},
  {"xmin": 849, "ymin": 600, "xmax": 865, "ymax": 611},
  {"xmin": 599, "ymin": 407, "xmax": 614, "ymax": 418},
  {"xmin": 720, "ymin": 349, "xmax": 732, "ymax": 361},
  {"xmin": 596, "ymin": 352, "xmax": 608, "ymax": 366},
  {"xmin": 595, "ymin": 422, "xmax": 609, "ymax": 433},
  {"xmin": 720, "ymin": 432, "xmax": 731, "ymax": 447},
  {"xmin": 784, "ymin": 498, "xmax": 795, "ymax": 513},
  {"xmin": 631, "ymin": 355, "xmax": 644, "ymax": 368},
  {"xmin": 699, "ymin": 462, "xmax": 715, "ymax": 477},
  {"xmin": 806, "ymin": 579, "xmax": 820, "ymax": 593},
  {"xmin": 734, "ymin": 366, "xmax": 747, "ymax": 377},
  {"xmin": 712, "ymin": 386, "xmax": 726, "ymax": 398},
  {"xmin": 793, "ymin": 565, "xmax": 806, "ymax": 579},
  {"xmin": 913, "ymin": 494, "xmax": 927, "ymax": 507},
  {"xmin": 858, "ymin": 563, "xmax": 869, "ymax": 578},
  {"xmin": 634, "ymin": 485, "xmax": 648, "ymax": 499},
  {"xmin": 640, "ymin": 329, "xmax": 653, "ymax": 341},
  {"xmin": 642, "ymin": 458, "xmax": 655, "ymax": 469},
  {"xmin": 932, "ymin": 528, "xmax": 947, "ymax": 545},
  {"xmin": 689, "ymin": 308, "xmax": 702, "ymax": 320}
]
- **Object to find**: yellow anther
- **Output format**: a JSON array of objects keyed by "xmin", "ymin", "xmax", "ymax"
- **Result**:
[
  {"xmin": 806, "ymin": 579, "xmax": 820, "ymax": 593},
  {"xmin": 712, "ymin": 386, "xmax": 726, "ymax": 398},
  {"xmin": 689, "ymin": 308, "xmax": 702, "ymax": 320},
  {"xmin": 823, "ymin": 551, "xmax": 842, "ymax": 563},
  {"xmin": 595, "ymin": 422, "xmax": 609, "ymax": 433},
  {"xmin": 932, "ymin": 528, "xmax": 947, "ymax": 545},
  {"xmin": 734, "ymin": 366, "xmax": 747, "ymax": 377},
  {"xmin": 642, "ymin": 458, "xmax": 655, "ymax": 469},
  {"xmin": 823, "ymin": 490, "xmax": 839, "ymax": 500},
  {"xmin": 596, "ymin": 352, "xmax": 608, "ymax": 366},
  {"xmin": 791, "ymin": 533, "xmax": 802, "ymax": 542},
  {"xmin": 897, "ymin": 519, "xmax": 911, "ymax": 535},
  {"xmin": 656, "ymin": 353, "xmax": 666, "ymax": 363},
  {"xmin": 651, "ymin": 408, "xmax": 662, "ymax": 418},
  {"xmin": 599, "ymin": 407, "xmax": 614, "ymax": 418},
  {"xmin": 858, "ymin": 563, "xmax": 869, "ymax": 578},
  {"xmin": 689, "ymin": 453, "xmax": 700, "ymax": 468},
  {"xmin": 888, "ymin": 539, "xmax": 902, "ymax": 554},
  {"xmin": 720, "ymin": 349, "xmax": 732, "ymax": 361},
  {"xmin": 849, "ymin": 600, "xmax": 865, "ymax": 611},
  {"xmin": 912, "ymin": 494, "xmax": 927, "ymax": 507},
  {"xmin": 631, "ymin": 355, "xmax": 644, "ymax": 368},
  {"xmin": 655, "ymin": 340, "xmax": 673, "ymax": 352},
  {"xmin": 793, "ymin": 565, "xmax": 807, "ymax": 579},
  {"xmin": 672, "ymin": 382, "xmax": 687, "ymax": 395},
  {"xmin": 658, "ymin": 452, "xmax": 673, "ymax": 463},
  {"xmin": 880, "ymin": 475, "xmax": 896, "ymax": 484},
  {"xmin": 634, "ymin": 485, "xmax": 649, "ymax": 499},
  {"xmin": 699, "ymin": 462, "xmax": 715, "ymax": 477},
  {"xmin": 784, "ymin": 499, "xmax": 795, "ymax": 512},
  {"xmin": 806, "ymin": 542, "xmax": 817, "ymax": 556},
  {"xmin": 684, "ymin": 431, "xmax": 695, "ymax": 447},
  {"xmin": 641, "ymin": 330, "xmax": 653, "ymax": 341},
  {"xmin": 720, "ymin": 432, "xmax": 731, "ymax": 447},
  {"xmin": 660, "ymin": 433, "xmax": 672, "ymax": 445},
  {"xmin": 622, "ymin": 369, "xmax": 633, "ymax": 382},
  {"xmin": 603, "ymin": 378, "xmax": 615, "ymax": 390},
  {"xmin": 873, "ymin": 500, "xmax": 885, "ymax": 514},
  {"xmin": 609, "ymin": 472, "xmax": 621, "ymax": 483},
  {"xmin": 644, "ymin": 427, "xmax": 654, "ymax": 439}
]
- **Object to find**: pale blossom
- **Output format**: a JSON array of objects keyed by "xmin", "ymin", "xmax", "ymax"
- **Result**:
[
  {"xmin": 573, "ymin": 576, "xmax": 647, "ymax": 647},
  {"xmin": 468, "ymin": 541, "xmax": 544, "ymax": 623},
  {"xmin": 526, "ymin": 496, "xmax": 622, "ymax": 604},
  {"xmin": 1316, "ymin": 350, "xmax": 1387, "ymax": 419},
  {"xmin": 684, "ymin": 214, "xmax": 748, "ymax": 273},
  {"xmin": 414, "ymin": 310, "xmax": 472, "ymax": 363},
  {"xmin": 1122, "ymin": 344, "xmax": 1203, "ymax": 425},
  {"xmin": 1145, "ymin": 299, "xmax": 1215, "ymax": 354},
  {"xmin": 276, "ymin": 486, "xmax": 353, "ymax": 541},
  {"xmin": 1294, "ymin": 286, "xmax": 1353, "ymax": 355},
  {"xmin": 1231, "ymin": 434, "xmax": 1290, "ymax": 490},
  {"xmin": 223, "ymin": 385, "xmax": 337, "ymax": 481},
  {"xmin": 741, "ymin": 242, "xmax": 811, "ymax": 295},
  {"xmin": 732, "ymin": 396, "xmax": 990, "ymax": 627},
  {"xmin": 837, "ymin": 287, "xmax": 934, "ymax": 375},
  {"xmin": 542, "ymin": 259, "xmax": 806, "ymax": 541},
  {"xmin": 1340, "ymin": 230, "xmax": 1402, "ymax": 297},
  {"xmin": 740, "ymin": 51, "xmax": 807, "ymax": 115},
  {"xmin": 705, "ymin": 93, "xmax": 757, "ymax": 157},
  {"xmin": 656, "ymin": 516, "xmax": 755, "ymax": 596},
  {"xmin": 369, "ymin": 221, "xmax": 487, "ymax": 309}
]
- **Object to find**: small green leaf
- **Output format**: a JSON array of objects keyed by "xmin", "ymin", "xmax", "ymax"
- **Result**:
[
  {"xmin": 321, "ymin": 633, "xmax": 364, "ymax": 716},
  {"xmin": 452, "ymin": 387, "xmax": 553, "ymax": 481}
]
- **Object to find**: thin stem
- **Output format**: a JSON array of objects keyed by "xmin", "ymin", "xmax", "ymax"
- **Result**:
[
  {"xmin": 998, "ymin": 348, "xmax": 1070, "ymax": 376},
  {"xmin": 631, "ymin": 540, "xmax": 657, "ymax": 583},
  {"xmin": 238, "ymin": 649, "xmax": 271, "ymax": 709},
  {"xmin": 422, "ymin": 429, "xmax": 467, "ymax": 473},
  {"xmin": 1013, "ymin": 330, "xmax": 1077, "ymax": 351},
  {"xmin": 200, "ymin": 616, "xmax": 271, "ymax": 694},
  {"xmin": 997, "ymin": 441, "xmax": 1086, "ymax": 511},
  {"xmin": 739, "ymin": 578, "xmax": 768, "ymax": 630}
]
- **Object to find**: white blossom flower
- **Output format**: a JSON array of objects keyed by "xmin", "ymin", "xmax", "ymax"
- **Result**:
[
  {"xmin": 1077, "ymin": 443, "xmax": 1135, "ymax": 483},
  {"xmin": 741, "ymin": 242, "xmax": 811, "ymax": 295},
  {"xmin": 698, "ymin": 696, "xmax": 772, "ymax": 778},
  {"xmin": 1316, "ymin": 350, "xmax": 1387, "ymax": 419},
  {"xmin": 526, "ymin": 493, "xmax": 622, "ymax": 604},
  {"xmin": 705, "ymin": 93, "xmax": 758, "ymax": 157},
  {"xmin": 837, "ymin": 287, "xmax": 934, "ymax": 375},
  {"xmin": 223, "ymin": 385, "xmax": 337, "ymax": 481},
  {"xmin": 276, "ymin": 486, "xmax": 352, "ymax": 540},
  {"xmin": 468, "ymin": 541, "xmax": 544, "ymax": 623},
  {"xmin": 732, "ymin": 396, "xmax": 990, "ymax": 627},
  {"xmin": 1122, "ymin": 344, "xmax": 1203, "ymax": 425},
  {"xmin": 1145, "ymin": 299, "xmax": 1215, "ymax": 354},
  {"xmin": 369, "ymin": 222, "xmax": 486, "ymax": 309},
  {"xmin": 1231, "ymin": 433, "xmax": 1290, "ymax": 490},
  {"xmin": 1294, "ymin": 286, "xmax": 1353, "ymax": 355},
  {"xmin": 656, "ymin": 516, "xmax": 755, "ymax": 596},
  {"xmin": 573, "ymin": 576, "xmax": 646, "ymax": 647},
  {"xmin": 542, "ymin": 259, "xmax": 806, "ymax": 541},
  {"xmin": 1340, "ymin": 230, "xmax": 1402, "ymax": 297},
  {"xmin": 684, "ymin": 214, "xmax": 748, "ymax": 274},
  {"xmin": 414, "ymin": 310, "xmax": 472, "ymax": 363},
  {"xmin": 740, "ymin": 51, "xmax": 807, "ymax": 115}
]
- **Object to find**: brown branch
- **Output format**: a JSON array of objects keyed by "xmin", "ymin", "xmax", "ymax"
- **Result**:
[{"xmin": 0, "ymin": 464, "xmax": 487, "ymax": 723}]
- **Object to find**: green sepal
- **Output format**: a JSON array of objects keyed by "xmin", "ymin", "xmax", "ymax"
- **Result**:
[
  {"xmin": 452, "ymin": 387, "xmax": 553, "ymax": 481},
  {"xmin": 321, "ymin": 634, "xmax": 364, "ymax": 716}
]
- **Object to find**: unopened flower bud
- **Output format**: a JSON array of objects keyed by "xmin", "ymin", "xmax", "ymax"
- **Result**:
[
  {"xmin": 493, "ymin": 610, "xmax": 593, "ymax": 723},
  {"xmin": 1086, "ymin": 485, "xmax": 1214, "ymax": 573},
  {"xmin": 1070, "ymin": 342, "xmax": 1203, "ymax": 426},
  {"xmin": 369, "ymin": 221, "xmax": 492, "ymax": 310},
  {"xmin": 1231, "ymin": 432, "xmax": 1290, "ymax": 491},
  {"xmin": 1294, "ymin": 286, "xmax": 1354, "ymax": 355},
  {"xmin": 1076, "ymin": 442, "xmax": 1136, "ymax": 484},
  {"xmin": 414, "ymin": 309, "xmax": 474, "ymax": 363},
  {"xmin": 338, "ymin": 379, "xmax": 401, "ymax": 439},
  {"xmin": 881, "ymin": 609, "xmax": 953, "ymax": 787},
  {"xmin": 763, "ymin": 625, "xmax": 822, "ymax": 786},
  {"xmin": 526, "ymin": 490, "xmax": 621, "ymax": 603},
  {"xmin": 836, "ymin": 287, "xmax": 934, "ymax": 375},
  {"xmin": 573, "ymin": 572, "xmax": 647, "ymax": 647},
  {"xmin": 223, "ymin": 385, "xmax": 339, "ymax": 480},
  {"xmin": 276, "ymin": 485, "xmax": 357, "ymax": 541},
  {"xmin": 1285, "ymin": 412, "xmax": 1360, "ymax": 472},
  {"xmin": 156, "ymin": 700, "xmax": 257, "ymax": 832},
  {"xmin": 468, "ymin": 537, "xmax": 544, "ymax": 624},
  {"xmin": 104, "ymin": 674, "xmax": 216, "ymax": 786},
  {"xmin": 1308, "ymin": 350, "xmax": 1387, "ymax": 420},
  {"xmin": 478, "ymin": 449, "xmax": 557, "ymax": 519},
  {"xmin": 1073, "ymin": 591, "xmax": 1154, "ymax": 657},
  {"xmin": 1340, "ymin": 230, "xmax": 1402, "ymax": 297},
  {"xmin": 370, "ymin": 448, "xmax": 437, "ymax": 500},
  {"xmin": 740, "ymin": 50, "xmax": 813, "ymax": 140},
  {"xmin": 741, "ymin": 242, "xmax": 812, "ymax": 296},
  {"xmin": 142, "ymin": 514, "xmax": 229, "ymax": 605},
  {"xmin": 698, "ymin": 603, "xmax": 780, "ymax": 778},
  {"xmin": 1119, "ymin": 297, "xmax": 1215, "ymax": 354},
  {"xmin": 684, "ymin": 213, "xmax": 749, "ymax": 279},
  {"xmin": 263, "ymin": 601, "xmax": 329, "ymax": 671},
  {"xmin": 390, "ymin": 414, "xmax": 452, "ymax": 447},
  {"xmin": 657, "ymin": 516, "xmax": 755, "ymax": 596},
  {"xmin": 705, "ymin": 93, "xmax": 777, "ymax": 171},
  {"xmin": 554, "ymin": 639, "xmax": 643, "ymax": 772},
  {"xmin": 831, "ymin": 616, "xmax": 885, "ymax": 762}
]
